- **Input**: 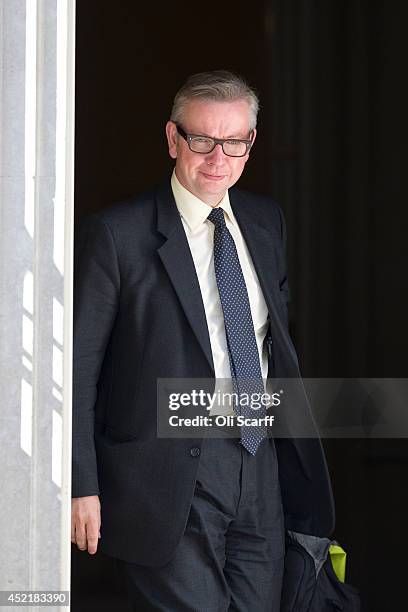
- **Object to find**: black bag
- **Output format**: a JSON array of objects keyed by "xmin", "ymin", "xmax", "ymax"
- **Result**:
[{"xmin": 281, "ymin": 532, "xmax": 361, "ymax": 611}]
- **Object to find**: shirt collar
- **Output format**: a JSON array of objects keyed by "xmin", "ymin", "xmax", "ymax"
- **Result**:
[{"xmin": 171, "ymin": 168, "xmax": 236, "ymax": 233}]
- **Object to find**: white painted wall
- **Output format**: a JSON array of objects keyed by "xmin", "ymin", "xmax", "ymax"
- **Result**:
[{"xmin": 0, "ymin": 0, "xmax": 75, "ymax": 608}]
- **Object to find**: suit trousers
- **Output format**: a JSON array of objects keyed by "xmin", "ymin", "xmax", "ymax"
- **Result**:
[{"xmin": 114, "ymin": 435, "xmax": 285, "ymax": 612}]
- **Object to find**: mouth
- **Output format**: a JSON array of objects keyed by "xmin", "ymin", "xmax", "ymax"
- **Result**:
[{"xmin": 200, "ymin": 171, "xmax": 226, "ymax": 181}]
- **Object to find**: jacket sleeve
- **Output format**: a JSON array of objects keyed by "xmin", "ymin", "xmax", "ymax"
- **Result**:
[{"xmin": 72, "ymin": 214, "xmax": 120, "ymax": 497}]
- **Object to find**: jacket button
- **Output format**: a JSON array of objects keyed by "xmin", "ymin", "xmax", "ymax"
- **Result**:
[{"xmin": 190, "ymin": 447, "xmax": 200, "ymax": 457}]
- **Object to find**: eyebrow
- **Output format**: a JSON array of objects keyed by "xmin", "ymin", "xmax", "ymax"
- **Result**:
[{"xmin": 192, "ymin": 130, "xmax": 250, "ymax": 139}]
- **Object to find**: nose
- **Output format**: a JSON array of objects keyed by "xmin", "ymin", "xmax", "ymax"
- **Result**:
[{"xmin": 205, "ymin": 143, "xmax": 226, "ymax": 165}]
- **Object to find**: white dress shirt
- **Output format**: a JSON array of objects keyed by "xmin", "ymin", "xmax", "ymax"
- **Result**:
[{"xmin": 171, "ymin": 169, "xmax": 270, "ymax": 414}]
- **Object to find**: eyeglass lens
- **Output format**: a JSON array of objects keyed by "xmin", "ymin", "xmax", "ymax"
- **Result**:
[{"xmin": 189, "ymin": 136, "xmax": 248, "ymax": 157}]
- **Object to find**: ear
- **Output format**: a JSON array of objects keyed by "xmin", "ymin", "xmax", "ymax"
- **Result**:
[
  {"xmin": 249, "ymin": 128, "xmax": 257, "ymax": 151},
  {"xmin": 166, "ymin": 121, "xmax": 178, "ymax": 159},
  {"xmin": 243, "ymin": 128, "xmax": 257, "ymax": 163}
]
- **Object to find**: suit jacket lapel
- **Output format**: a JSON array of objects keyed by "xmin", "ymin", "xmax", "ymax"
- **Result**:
[
  {"xmin": 230, "ymin": 189, "xmax": 320, "ymax": 477},
  {"xmin": 229, "ymin": 189, "xmax": 300, "ymax": 369},
  {"xmin": 155, "ymin": 181, "xmax": 214, "ymax": 374}
]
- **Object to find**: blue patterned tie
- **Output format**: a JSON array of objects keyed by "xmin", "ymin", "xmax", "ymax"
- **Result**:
[{"xmin": 208, "ymin": 207, "xmax": 267, "ymax": 454}]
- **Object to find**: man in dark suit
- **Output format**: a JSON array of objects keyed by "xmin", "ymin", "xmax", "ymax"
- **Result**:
[{"xmin": 71, "ymin": 70, "xmax": 335, "ymax": 610}]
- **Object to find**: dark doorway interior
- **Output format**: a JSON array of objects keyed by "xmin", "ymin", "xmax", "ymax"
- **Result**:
[{"xmin": 73, "ymin": 2, "xmax": 408, "ymax": 610}]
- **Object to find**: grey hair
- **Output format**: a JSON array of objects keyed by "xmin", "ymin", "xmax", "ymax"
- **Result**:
[{"xmin": 170, "ymin": 70, "xmax": 259, "ymax": 132}]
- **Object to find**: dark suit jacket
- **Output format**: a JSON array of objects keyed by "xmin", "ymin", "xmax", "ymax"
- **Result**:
[{"xmin": 73, "ymin": 178, "xmax": 335, "ymax": 566}]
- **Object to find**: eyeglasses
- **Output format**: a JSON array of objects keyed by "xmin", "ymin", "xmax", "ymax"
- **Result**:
[{"xmin": 175, "ymin": 124, "xmax": 254, "ymax": 157}]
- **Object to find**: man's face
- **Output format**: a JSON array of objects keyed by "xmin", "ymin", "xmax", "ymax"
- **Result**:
[{"xmin": 166, "ymin": 99, "xmax": 256, "ymax": 206}]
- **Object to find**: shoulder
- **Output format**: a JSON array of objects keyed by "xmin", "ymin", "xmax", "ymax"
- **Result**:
[
  {"xmin": 230, "ymin": 186, "xmax": 286, "ymax": 237},
  {"xmin": 76, "ymin": 182, "xmax": 165, "ymax": 244},
  {"xmin": 90, "ymin": 186, "xmax": 158, "ymax": 228},
  {"xmin": 74, "ymin": 186, "xmax": 163, "ymax": 270}
]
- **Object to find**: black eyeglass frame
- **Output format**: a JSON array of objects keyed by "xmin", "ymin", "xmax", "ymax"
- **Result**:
[{"xmin": 175, "ymin": 124, "xmax": 254, "ymax": 157}]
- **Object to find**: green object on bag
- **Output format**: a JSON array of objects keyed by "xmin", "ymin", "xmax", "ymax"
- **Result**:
[{"xmin": 329, "ymin": 544, "xmax": 346, "ymax": 582}]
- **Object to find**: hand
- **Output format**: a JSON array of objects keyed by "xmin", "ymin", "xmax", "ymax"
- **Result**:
[{"xmin": 71, "ymin": 495, "xmax": 101, "ymax": 555}]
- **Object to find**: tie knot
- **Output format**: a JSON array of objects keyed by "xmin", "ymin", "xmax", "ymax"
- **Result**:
[{"xmin": 207, "ymin": 207, "xmax": 226, "ymax": 228}]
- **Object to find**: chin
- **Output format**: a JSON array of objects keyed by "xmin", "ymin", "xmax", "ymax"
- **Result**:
[{"xmin": 199, "ymin": 178, "xmax": 229, "ymax": 190}]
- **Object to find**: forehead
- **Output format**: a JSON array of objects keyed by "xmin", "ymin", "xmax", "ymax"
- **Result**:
[{"xmin": 181, "ymin": 99, "xmax": 251, "ymax": 137}]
